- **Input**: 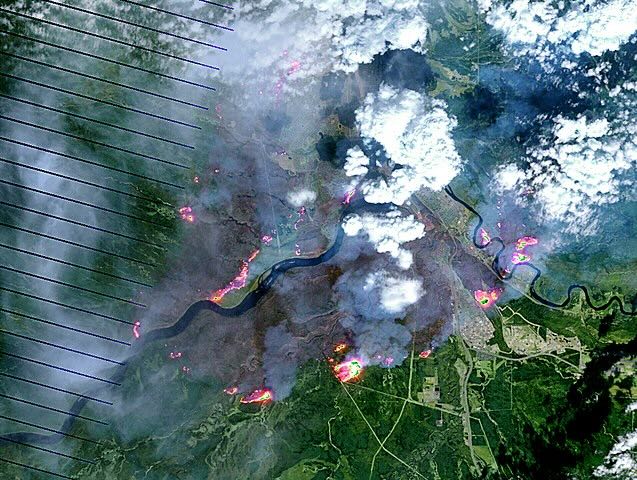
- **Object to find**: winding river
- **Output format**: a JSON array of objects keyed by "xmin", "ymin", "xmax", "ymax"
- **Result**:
[
  {"xmin": 2, "ymin": 188, "xmax": 634, "ymax": 448},
  {"xmin": 0, "ymin": 220, "xmax": 346, "ymax": 447},
  {"xmin": 444, "ymin": 186, "xmax": 636, "ymax": 316}
]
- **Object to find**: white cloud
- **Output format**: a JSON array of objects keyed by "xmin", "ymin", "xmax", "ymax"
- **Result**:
[
  {"xmin": 495, "ymin": 163, "xmax": 523, "ymax": 192},
  {"xmin": 355, "ymin": 84, "xmax": 463, "ymax": 205},
  {"xmin": 286, "ymin": 189, "xmax": 316, "ymax": 207},
  {"xmin": 337, "ymin": 268, "xmax": 423, "ymax": 366},
  {"xmin": 495, "ymin": 113, "xmax": 636, "ymax": 235},
  {"xmin": 594, "ymin": 429, "xmax": 637, "ymax": 478},
  {"xmin": 481, "ymin": 0, "xmax": 637, "ymax": 64},
  {"xmin": 363, "ymin": 271, "xmax": 423, "ymax": 313},
  {"xmin": 343, "ymin": 146, "xmax": 369, "ymax": 177},
  {"xmin": 338, "ymin": 85, "xmax": 461, "ymax": 273},
  {"xmin": 334, "ymin": 7, "xmax": 427, "ymax": 69},
  {"xmin": 222, "ymin": 1, "xmax": 427, "ymax": 85},
  {"xmin": 343, "ymin": 209, "xmax": 424, "ymax": 269}
]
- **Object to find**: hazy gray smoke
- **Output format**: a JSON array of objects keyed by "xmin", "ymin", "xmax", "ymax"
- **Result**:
[
  {"xmin": 334, "ymin": 259, "xmax": 423, "ymax": 366},
  {"xmin": 0, "ymin": 0, "xmax": 230, "ymax": 466},
  {"xmin": 263, "ymin": 324, "xmax": 300, "ymax": 399}
]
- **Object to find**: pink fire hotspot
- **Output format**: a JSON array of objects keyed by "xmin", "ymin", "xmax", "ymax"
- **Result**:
[
  {"xmin": 515, "ymin": 236, "xmax": 538, "ymax": 251},
  {"xmin": 210, "ymin": 249, "xmax": 260, "ymax": 303},
  {"xmin": 240, "ymin": 388, "xmax": 273, "ymax": 404},
  {"xmin": 511, "ymin": 252, "xmax": 530, "ymax": 265},
  {"xmin": 178, "ymin": 206, "xmax": 195, "ymax": 223},
  {"xmin": 478, "ymin": 228, "xmax": 491, "ymax": 246},
  {"xmin": 132, "ymin": 321, "xmax": 141, "ymax": 339},
  {"xmin": 287, "ymin": 60, "xmax": 301, "ymax": 76},
  {"xmin": 294, "ymin": 206, "xmax": 306, "ymax": 230},
  {"xmin": 333, "ymin": 358, "xmax": 364, "ymax": 383},
  {"xmin": 342, "ymin": 189, "xmax": 356, "ymax": 205},
  {"xmin": 474, "ymin": 288, "xmax": 502, "ymax": 309}
]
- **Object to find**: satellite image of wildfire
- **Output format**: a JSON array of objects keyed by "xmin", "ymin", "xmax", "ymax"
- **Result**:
[{"xmin": 0, "ymin": 1, "xmax": 636, "ymax": 479}]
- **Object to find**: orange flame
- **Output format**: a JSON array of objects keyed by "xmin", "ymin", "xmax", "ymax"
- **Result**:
[
  {"xmin": 240, "ymin": 388, "xmax": 273, "ymax": 404},
  {"xmin": 474, "ymin": 288, "xmax": 502, "ymax": 309},
  {"xmin": 247, "ymin": 249, "xmax": 260, "ymax": 263},
  {"xmin": 334, "ymin": 342, "xmax": 348, "ymax": 353},
  {"xmin": 178, "ymin": 206, "xmax": 195, "ymax": 223},
  {"xmin": 210, "ymin": 250, "xmax": 260, "ymax": 303},
  {"xmin": 333, "ymin": 358, "xmax": 364, "ymax": 383}
]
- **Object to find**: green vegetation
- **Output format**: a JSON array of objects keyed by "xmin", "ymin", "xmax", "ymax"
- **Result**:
[
  {"xmin": 62, "ymin": 341, "xmax": 476, "ymax": 479},
  {"xmin": 1, "ymin": 2, "xmax": 636, "ymax": 479},
  {"xmin": 14, "ymin": 302, "xmax": 615, "ymax": 480},
  {"xmin": 4, "ymin": 297, "xmax": 621, "ymax": 480}
]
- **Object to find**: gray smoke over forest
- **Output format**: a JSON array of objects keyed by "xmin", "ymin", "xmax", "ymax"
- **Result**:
[
  {"xmin": 3, "ymin": 2, "xmax": 635, "ymax": 478},
  {"xmin": 333, "ymin": 260, "xmax": 422, "ymax": 366}
]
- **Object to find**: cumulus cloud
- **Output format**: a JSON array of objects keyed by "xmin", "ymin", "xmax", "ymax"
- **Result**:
[
  {"xmin": 261, "ymin": 269, "xmax": 423, "ymax": 398},
  {"xmin": 337, "ymin": 84, "xmax": 461, "ymax": 273},
  {"xmin": 223, "ymin": 0, "xmax": 427, "ymax": 85},
  {"xmin": 496, "ymin": 163, "xmax": 523, "ymax": 192},
  {"xmin": 594, "ymin": 429, "xmax": 637, "ymax": 478},
  {"xmin": 343, "ymin": 209, "xmax": 425, "ymax": 269},
  {"xmin": 364, "ymin": 271, "xmax": 423, "ymax": 313},
  {"xmin": 336, "ymin": 268, "xmax": 423, "ymax": 365},
  {"xmin": 286, "ymin": 189, "xmax": 317, "ymax": 207},
  {"xmin": 355, "ymin": 84, "xmax": 463, "ymax": 204},
  {"xmin": 343, "ymin": 146, "xmax": 369, "ymax": 177},
  {"xmin": 495, "ymin": 113, "xmax": 636, "ymax": 235},
  {"xmin": 481, "ymin": 0, "xmax": 637, "ymax": 64}
]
